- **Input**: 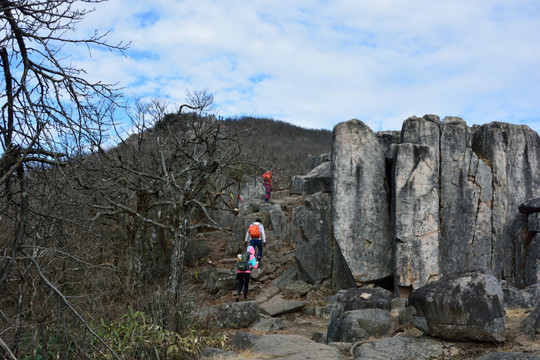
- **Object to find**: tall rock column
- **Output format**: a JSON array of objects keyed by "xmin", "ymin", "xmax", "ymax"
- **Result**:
[
  {"xmin": 472, "ymin": 123, "xmax": 540, "ymax": 287},
  {"xmin": 440, "ymin": 117, "xmax": 493, "ymax": 275},
  {"xmin": 331, "ymin": 119, "xmax": 393, "ymax": 283},
  {"xmin": 393, "ymin": 143, "xmax": 440, "ymax": 295}
]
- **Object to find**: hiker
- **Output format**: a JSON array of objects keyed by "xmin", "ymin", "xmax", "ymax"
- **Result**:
[
  {"xmin": 235, "ymin": 245, "xmax": 258, "ymax": 301},
  {"xmin": 244, "ymin": 218, "xmax": 266, "ymax": 264},
  {"xmin": 262, "ymin": 170, "xmax": 273, "ymax": 202}
]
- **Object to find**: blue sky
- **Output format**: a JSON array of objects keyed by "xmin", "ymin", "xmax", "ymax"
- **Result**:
[{"xmin": 76, "ymin": 0, "xmax": 540, "ymax": 133}]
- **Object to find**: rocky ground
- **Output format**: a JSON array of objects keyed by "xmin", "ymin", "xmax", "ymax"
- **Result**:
[{"xmin": 183, "ymin": 190, "xmax": 540, "ymax": 360}]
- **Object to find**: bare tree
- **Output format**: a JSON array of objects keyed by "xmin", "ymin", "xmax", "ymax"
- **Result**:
[
  {"xmin": 0, "ymin": 0, "xmax": 127, "ymax": 358},
  {"xmin": 77, "ymin": 94, "xmax": 243, "ymax": 329},
  {"xmin": 178, "ymin": 88, "xmax": 215, "ymax": 116}
]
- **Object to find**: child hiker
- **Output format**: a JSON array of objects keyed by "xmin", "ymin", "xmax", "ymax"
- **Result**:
[{"xmin": 235, "ymin": 245, "xmax": 258, "ymax": 301}]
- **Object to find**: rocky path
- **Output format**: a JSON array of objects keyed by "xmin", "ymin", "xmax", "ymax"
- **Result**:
[{"xmin": 190, "ymin": 188, "xmax": 540, "ymax": 360}]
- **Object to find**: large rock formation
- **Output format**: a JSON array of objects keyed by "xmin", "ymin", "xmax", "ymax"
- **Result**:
[
  {"xmin": 291, "ymin": 192, "xmax": 356, "ymax": 290},
  {"xmin": 331, "ymin": 120, "xmax": 393, "ymax": 284},
  {"xmin": 440, "ymin": 117, "xmax": 493, "ymax": 276},
  {"xmin": 331, "ymin": 116, "xmax": 540, "ymax": 293}
]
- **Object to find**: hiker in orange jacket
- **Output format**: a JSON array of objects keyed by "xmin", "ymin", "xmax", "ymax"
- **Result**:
[
  {"xmin": 235, "ymin": 245, "xmax": 258, "ymax": 301},
  {"xmin": 262, "ymin": 170, "xmax": 273, "ymax": 202},
  {"xmin": 244, "ymin": 219, "xmax": 266, "ymax": 265}
]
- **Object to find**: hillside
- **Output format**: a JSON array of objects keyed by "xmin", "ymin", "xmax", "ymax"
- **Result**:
[
  {"xmin": 0, "ymin": 114, "xmax": 334, "ymax": 359},
  {"xmin": 220, "ymin": 116, "xmax": 333, "ymax": 182}
]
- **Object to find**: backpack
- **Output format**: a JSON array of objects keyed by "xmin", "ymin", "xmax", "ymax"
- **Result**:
[
  {"xmin": 262, "ymin": 171, "xmax": 272, "ymax": 184},
  {"xmin": 236, "ymin": 251, "xmax": 252, "ymax": 272},
  {"xmin": 248, "ymin": 224, "xmax": 260, "ymax": 239}
]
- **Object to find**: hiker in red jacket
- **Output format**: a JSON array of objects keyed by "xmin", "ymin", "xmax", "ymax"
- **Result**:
[
  {"xmin": 262, "ymin": 170, "xmax": 273, "ymax": 202},
  {"xmin": 244, "ymin": 219, "xmax": 266, "ymax": 265},
  {"xmin": 235, "ymin": 245, "xmax": 258, "ymax": 301}
]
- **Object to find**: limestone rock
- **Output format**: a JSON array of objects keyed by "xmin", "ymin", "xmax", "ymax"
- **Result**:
[
  {"xmin": 303, "ymin": 161, "xmax": 332, "ymax": 195},
  {"xmin": 406, "ymin": 271, "xmax": 506, "ymax": 342},
  {"xmin": 259, "ymin": 295, "xmax": 307, "ymax": 317},
  {"xmin": 331, "ymin": 119, "xmax": 393, "ymax": 283},
  {"xmin": 354, "ymin": 335, "xmax": 458, "ymax": 360},
  {"xmin": 440, "ymin": 117, "xmax": 492, "ymax": 275},
  {"xmin": 252, "ymin": 334, "xmax": 344, "ymax": 360},
  {"xmin": 291, "ymin": 192, "xmax": 355, "ymax": 289},
  {"xmin": 476, "ymin": 352, "xmax": 540, "ymax": 360},
  {"xmin": 327, "ymin": 287, "xmax": 393, "ymax": 343},
  {"xmin": 520, "ymin": 303, "xmax": 540, "ymax": 337},
  {"xmin": 191, "ymin": 302, "xmax": 261, "ymax": 329},
  {"xmin": 502, "ymin": 281, "xmax": 540, "ymax": 308},
  {"xmin": 230, "ymin": 330, "xmax": 260, "ymax": 350},
  {"xmin": 393, "ymin": 142, "xmax": 440, "ymax": 291},
  {"xmin": 252, "ymin": 316, "xmax": 284, "ymax": 331},
  {"xmin": 519, "ymin": 197, "xmax": 540, "ymax": 214},
  {"xmin": 260, "ymin": 203, "xmax": 288, "ymax": 246},
  {"xmin": 335, "ymin": 308, "xmax": 393, "ymax": 342},
  {"xmin": 401, "ymin": 114, "xmax": 441, "ymax": 164},
  {"xmin": 377, "ymin": 130, "xmax": 400, "ymax": 160},
  {"xmin": 472, "ymin": 122, "xmax": 540, "ymax": 287},
  {"xmin": 290, "ymin": 175, "xmax": 304, "ymax": 195}
]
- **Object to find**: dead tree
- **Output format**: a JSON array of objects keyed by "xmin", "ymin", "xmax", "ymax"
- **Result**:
[
  {"xmin": 78, "ymin": 96, "xmax": 243, "ymax": 329},
  {"xmin": 0, "ymin": 0, "xmax": 127, "ymax": 358}
]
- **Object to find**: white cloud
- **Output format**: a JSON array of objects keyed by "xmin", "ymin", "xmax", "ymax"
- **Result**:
[{"xmin": 70, "ymin": 0, "xmax": 540, "ymax": 133}]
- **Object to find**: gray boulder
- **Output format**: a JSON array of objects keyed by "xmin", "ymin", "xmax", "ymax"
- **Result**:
[
  {"xmin": 354, "ymin": 335, "xmax": 457, "ymax": 360},
  {"xmin": 252, "ymin": 334, "xmax": 343, "ymax": 360},
  {"xmin": 191, "ymin": 301, "xmax": 261, "ymax": 329},
  {"xmin": 303, "ymin": 161, "xmax": 332, "ymax": 195},
  {"xmin": 259, "ymin": 295, "xmax": 307, "ymax": 317},
  {"xmin": 335, "ymin": 308, "xmax": 393, "ymax": 342},
  {"xmin": 252, "ymin": 316, "xmax": 284, "ymax": 331},
  {"xmin": 520, "ymin": 303, "xmax": 540, "ymax": 337},
  {"xmin": 327, "ymin": 287, "xmax": 393, "ymax": 343},
  {"xmin": 230, "ymin": 330, "xmax": 260, "ymax": 350},
  {"xmin": 502, "ymin": 281, "xmax": 540, "ymax": 308},
  {"xmin": 278, "ymin": 280, "xmax": 312, "ymax": 298},
  {"xmin": 333, "ymin": 287, "xmax": 393, "ymax": 311},
  {"xmin": 406, "ymin": 271, "xmax": 506, "ymax": 342},
  {"xmin": 290, "ymin": 175, "xmax": 304, "ymax": 195},
  {"xmin": 195, "ymin": 268, "xmax": 237, "ymax": 294},
  {"xmin": 476, "ymin": 353, "xmax": 540, "ymax": 360},
  {"xmin": 331, "ymin": 119, "xmax": 393, "ymax": 283}
]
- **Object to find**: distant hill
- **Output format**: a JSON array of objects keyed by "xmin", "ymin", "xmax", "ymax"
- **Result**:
[{"xmin": 221, "ymin": 116, "xmax": 333, "ymax": 185}]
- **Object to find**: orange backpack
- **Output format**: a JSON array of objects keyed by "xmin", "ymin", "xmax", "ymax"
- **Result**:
[
  {"xmin": 262, "ymin": 171, "xmax": 272, "ymax": 185},
  {"xmin": 248, "ymin": 224, "xmax": 261, "ymax": 238}
]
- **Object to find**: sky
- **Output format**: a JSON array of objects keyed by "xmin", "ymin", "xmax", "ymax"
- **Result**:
[{"xmin": 74, "ymin": 0, "xmax": 540, "ymax": 134}]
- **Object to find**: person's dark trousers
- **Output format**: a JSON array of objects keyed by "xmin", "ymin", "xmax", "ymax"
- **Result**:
[
  {"xmin": 236, "ymin": 272, "xmax": 251, "ymax": 299},
  {"xmin": 249, "ymin": 238, "xmax": 263, "ymax": 263},
  {"xmin": 263, "ymin": 183, "xmax": 272, "ymax": 202}
]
